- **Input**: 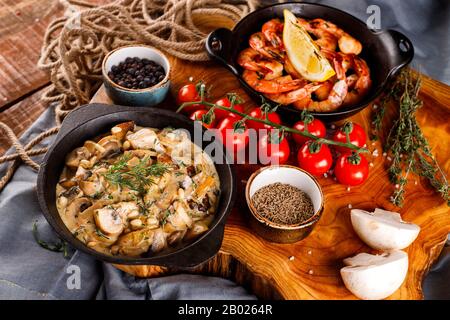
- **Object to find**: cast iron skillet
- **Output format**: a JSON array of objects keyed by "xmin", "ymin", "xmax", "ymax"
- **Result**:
[
  {"xmin": 37, "ymin": 104, "xmax": 236, "ymax": 267},
  {"xmin": 206, "ymin": 2, "xmax": 414, "ymax": 122}
]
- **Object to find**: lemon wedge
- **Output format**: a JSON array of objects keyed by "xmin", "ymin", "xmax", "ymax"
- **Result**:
[{"xmin": 283, "ymin": 9, "xmax": 335, "ymax": 82}]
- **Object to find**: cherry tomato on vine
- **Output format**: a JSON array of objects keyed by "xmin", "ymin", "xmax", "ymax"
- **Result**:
[
  {"xmin": 292, "ymin": 118, "xmax": 327, "ymax": 145},
  {"xmin": 189, "ymin": 109, "xmax": 216, "ymax": 129},
  {"xmin": 334, "ymin": 153, "xmax": 369, "ymax": 186},
  {"xmin": 258, "ymin": 131, "xmax": 290, "ymax": 165},
  {"xmin": 246, "ymin": 107, "xmax": 282, "ymax": 131},
  {"xmin": 217, "ymin": 117, "xmax": 249, "ymax": 153},
  {"xmin": 177, "ymin": 84, "xmax": 205, "ymax": 113},
  {"xmin": 213, "ymin": 98, "xmax": 245, "ymax": 120},
  {"xmin": 297, "ymin": 141, "xmax": 333, "ymax": 176},
  {"xmin": 332, "ymin": 122, "xmax": 367, "ymax": 152}
]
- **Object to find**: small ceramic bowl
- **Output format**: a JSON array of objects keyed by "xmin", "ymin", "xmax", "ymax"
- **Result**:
[
  {"xmin": 245, "ymin": 165, "xmax": 324, "ymax": 244},
  {"xmin": 102, "ymin": 45, "xmax": 171, "ymax": 107}
]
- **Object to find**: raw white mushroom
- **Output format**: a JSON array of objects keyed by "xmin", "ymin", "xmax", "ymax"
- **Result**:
[
  {"xmin": 340, "ymin": 250, "xmax": 408, "ymax": 300},
  {"xmin": 350, "ymin": 208, "xmax": 420, "ymax": 250}
]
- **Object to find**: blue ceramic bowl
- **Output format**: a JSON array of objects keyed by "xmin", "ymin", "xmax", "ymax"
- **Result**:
[{"xmin": 102, "ymin": 45, "xmax": 171, "ymax": 107}]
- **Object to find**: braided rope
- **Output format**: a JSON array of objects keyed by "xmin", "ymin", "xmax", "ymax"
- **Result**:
[{"xmin": 0, "ymin": 0, "xmax": 257, "ymax": 192}]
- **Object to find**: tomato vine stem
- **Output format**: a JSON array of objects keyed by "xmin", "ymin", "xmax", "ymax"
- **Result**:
[{"xmin": 177, "ymin": 98, "xmax": 368, "ymax": 153}]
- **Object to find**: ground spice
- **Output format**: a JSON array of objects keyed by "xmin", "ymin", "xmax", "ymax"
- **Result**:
[{"xmin": 251, "ymin": 183, "xmax": 314, "ymax": 225}]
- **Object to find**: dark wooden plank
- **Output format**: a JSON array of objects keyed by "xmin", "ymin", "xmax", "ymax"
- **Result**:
[
  {"xmin": 0, "ymin": 0, "xmax": 112, "ymax": 110},
  {"xmin": 0, "ymin": 85, "xmax": 50, "ymax": 154},
  {"xmin": 0, "ymin": 0, "xmax": 65, "ymax": 108}
]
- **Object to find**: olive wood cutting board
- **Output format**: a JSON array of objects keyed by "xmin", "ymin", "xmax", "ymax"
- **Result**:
[{"xmin": 89, "ymin": 15, "xmax": 450, "ymax": 300}]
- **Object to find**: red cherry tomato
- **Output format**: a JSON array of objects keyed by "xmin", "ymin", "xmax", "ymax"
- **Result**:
[
  {"xmin": 177, "ymin": 84, "xmax": 205, "ymax": 114},
  {"xmin": 246, "ymin": 107, "xmax": 282, "ymax": 131},
  {"xmin": 214, "ymin": 98, "xmax": 245, "ymax": 120},
  {"xmin": 258, "ymin": 131, "xmax": 290, "ymax": 165},
  {"xmin": 334, "ymin": 153, "xmax": 369, "ymax": 186},
  {"xmin": 297, "ymin": 142, "xmax": 333, "ymax": 176},
  {"xmin": 217, "ymin": 117, "xmax": 249, "ymax": 153},
  {"xmin": 292, "ymin": 119, "xmax": 327, "ymax": 145},
  {"xmin": 189, "ymin": 110, "xmax": 216, "ymax": 129},
  {"xmin": 332, "ymin": 122, "xmax": 367, "ymax": 152}
]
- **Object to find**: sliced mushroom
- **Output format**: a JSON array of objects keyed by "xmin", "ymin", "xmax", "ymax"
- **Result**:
[
  {"xmin": 114, "ymin": 201, "xmax": 140, "ymax": 220},
  {"xmin": 116, "ymin": 228, "xmax": 155, "ymax": 256},
  {"xmin": 184, "ymin": 222, "xmax": 209, "ymax": 241},
  {"xmin": 60, "ymin": 186, "xmax": 82, "ymax": 199},
  {"xmin": 84, "ymin": 140, "xmax": 105, "ymax": 155},
  {"xmin": 74, "ymin": 166, "xmax": 92, "ymax": 180},
  {"xmin": 156, "ymin": 178, "xmax": 178, "ymax": 209},
  {"xmin": 79, "ymin": 179, "xmax": 104, "ymax": 198},
  {"xmin": 127, "ymin": 128, "xmax": 165, "ymax": 152},
  {"xmin": 65, "ymin": 147, "xmax": 91, "ymax": 169},
  {"xmin": 111, "ymin": 121, "xmax": 135, "ymax": 141},
  {"xmin": 340, "ymin": 251, "xmax": 409, "ymax": 300},
  {"xmin": 167, "ymin": 229, "xmax": 187, "ymax": 245},
  {"xmin": 124, "ymin": 149, "xmax": 156, "ymax": 159},
  {"xmin": 65, "ymin": 197, "xmax": 92, "ymax": 217},
  {"xmin": 97, "ymin": 136, "xmax": 122, "ymax": 159},
  {"xmin": 168, "ymin": 201, "xmax": 193, "ymax": 229},
  {"xmin": 58, "ymin": 178, "xmax": 77, "ymax": 189},
  {"xmin": 94, "ymin": 207, "xmax": 124, "ymax": 235},
  {"xmin": 151, "ymin": 228, "xmax": 167, "ymax": 253}
]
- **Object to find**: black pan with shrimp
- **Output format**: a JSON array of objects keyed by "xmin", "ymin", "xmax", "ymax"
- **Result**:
[
  {"xmin": 206, "ymin": 2, "xmax": 414, "ymax": 121},
  {"xmin": 237, "ymin": 14, "xmax": 372, "ymax": 113}
]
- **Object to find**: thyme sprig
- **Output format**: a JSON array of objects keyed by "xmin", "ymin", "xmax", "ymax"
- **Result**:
[
  {"xmin": 103, "ymin": 154, "xmax": 169, "ymax": 196},
  {"xmin": 371, "ymin": 69, "xmax": 449, "ymax": 207},
  {"xmin": 176, "ymin": 83, "xmax": 368, "ymax": 153}
]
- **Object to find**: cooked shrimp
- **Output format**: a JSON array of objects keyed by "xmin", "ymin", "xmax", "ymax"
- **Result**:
[
  {"xmin": 237, "ymin": 48, "xmax": 269, "ymax": 73},
  {"xmin": 262, "ymin": 19, "xmax": 284, "ymax": 49},
  {"xmin": 343, "ymin": 57, "xmax": 372, "ymax": 106},
  {"xmin": 313, "ymin": 80, "xmax": 334, "ymax": 101},
  {"xmin": 242, "ymin": 70, "xmax": 305, "ymax": 94},
  {"xmin": 237, "ymin": 48, "xmax": 284, "ymax": 80},
  {"xmin": 296, "ymin": 18, "xmax": 338, "ymax": 52},
  {"xmin": 259, "ymin": 60, "xmax": 284, "ymax": 80},
  {"xmin": 284, "ymin": 57, "xmax": 303, "ymax": 79},
  {"xmin": 249, "ymin": 32, "xmax": 284, "ymax": 60},
  {"xmin": 266, "ymin": 83, "xmax": 320, "ymax": 105},
  {"xmin": 293, "ymin": 79, "xmax": 348, "ymax": 112},
  {"xmin": 309, "ymin": 18, "xmax": 362, "ymax": 55}
]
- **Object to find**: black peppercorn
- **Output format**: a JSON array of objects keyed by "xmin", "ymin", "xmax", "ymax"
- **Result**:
[{"xmin": 109, "ymin": 57, "xmax": 166, "ymax": 89}]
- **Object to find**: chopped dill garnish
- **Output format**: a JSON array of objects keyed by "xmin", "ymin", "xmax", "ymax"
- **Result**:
[{"xmin": 103, "ymin": 154, "xmax": 170, "ymax": 196}]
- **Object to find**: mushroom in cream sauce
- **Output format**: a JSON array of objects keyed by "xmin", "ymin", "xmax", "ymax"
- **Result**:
[{"xmin": 56, "ymin": 122, "xmax": 220, "ymax": 257}]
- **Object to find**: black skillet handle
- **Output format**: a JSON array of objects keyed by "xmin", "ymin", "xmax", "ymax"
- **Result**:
[
  {"xmin": 206, "ymin": 28, "xmax": 240, "ymax": 77},
  {"xmin": 386, "ymin": 29, "xmax": 415, "ymax": 78}
]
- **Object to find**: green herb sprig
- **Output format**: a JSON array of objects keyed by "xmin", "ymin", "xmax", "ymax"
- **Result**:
[
  {"xmin": 372, "ymin": 69, "xmax": 449, "ymax": 207},
  {"xmin": 103, "ymin": 155, "xmax": 169, "ymax": 196},
  {"xmin": 33, "ymin": 221, "xmax": 70, "ymax": 258}
]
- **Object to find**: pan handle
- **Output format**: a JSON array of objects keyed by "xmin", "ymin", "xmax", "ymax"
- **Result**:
[
  {"xmin": 386, "ymin": 29, "xmax": 415, "ymax": 78},
  {"xmin": 206, "ymin": 28, "xmax": 240, "ymax": 77}
]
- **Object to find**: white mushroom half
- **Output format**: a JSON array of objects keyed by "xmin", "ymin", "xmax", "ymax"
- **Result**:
[
  {"xmin": 340, "ymin": 250, "xmax": 408, "ymax": 300},
  {"xmin": 350, "ymin": 208, "xmax": 420, "ymax": 250}
]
